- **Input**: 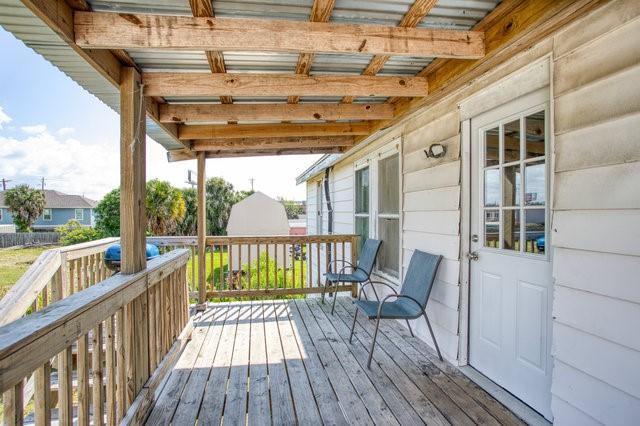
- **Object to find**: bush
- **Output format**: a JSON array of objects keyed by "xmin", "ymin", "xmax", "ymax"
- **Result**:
[{"xmin": 56, "ymin": 220, "xmax": 101, "ymax": 246}]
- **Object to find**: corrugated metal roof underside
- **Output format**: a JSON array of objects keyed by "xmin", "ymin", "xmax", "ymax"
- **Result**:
[{"xmin": 0, "ymin": 0, "xmax": 500, "ymax": 153}]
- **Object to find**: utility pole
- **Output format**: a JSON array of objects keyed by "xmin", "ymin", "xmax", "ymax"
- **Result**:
[
  {"xmin": 1, "ymin": 178, "xmax": 11, "ymax": 191},
  {"xmin": 186, "ymin": 170, "xmax": 197, "ymax": 189},
  {"xmin": 41, "ymin": 177, "xmax": 45, "ymax": 190},
  {"xmin": 249, "ymin": 178, "xmax": 255, "ymax": 192}
]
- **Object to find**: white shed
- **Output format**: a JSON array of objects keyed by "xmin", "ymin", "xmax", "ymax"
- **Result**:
[{"xmin": 227, "ymin": 192, "xmax": 290, "ymax": 268}]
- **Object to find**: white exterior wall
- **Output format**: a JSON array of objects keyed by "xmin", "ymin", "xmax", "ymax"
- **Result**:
[
  {"xmin": 549, "ymin": 1, "xmax": 640, "ymax": 423},
  {"xmin": 303, "ymin": 1, "xmax": 640, "ymax": 422}
]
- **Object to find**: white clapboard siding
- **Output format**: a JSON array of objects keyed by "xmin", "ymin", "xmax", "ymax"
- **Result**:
[
  {"xmin": 553, "ymin": 248, "xmax": 640, "ymax": 304},
  {"xmin": 551, "ymin": 3, "xmax": 640, "ymax": 423},
  {"xmin": 403, "ymin": 230, "xmax": 459, "ymax": 261},
  {"xmin": 553, "ymin": 162, "xmax": 640, "ymax": 210},
  {"xmin": 404, "ymin": 161, "xmax": 460, "ymax": 193},
  {"xmin": 403, "ymin": 186, "xmax": 460, "ymax": 212},
  {"xmin": 403, "ymin": 210, "xmax": 460, "ymax": 236}
]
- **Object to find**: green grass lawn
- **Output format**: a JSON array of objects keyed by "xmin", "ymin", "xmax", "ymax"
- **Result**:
[{"xmin": 0, "ymin": 246, "xmax": 55, "ymax": 299}]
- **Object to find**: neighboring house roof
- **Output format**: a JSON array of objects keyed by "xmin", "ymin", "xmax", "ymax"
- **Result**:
[{"xmin": 0, "ymin": 190, "xmax": 97, "ymax": 209}]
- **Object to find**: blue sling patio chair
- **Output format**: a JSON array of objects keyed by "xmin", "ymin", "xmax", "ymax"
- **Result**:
[
  {"xmin": 349, "ymin": 249, "xmax": 443, "ymax": 369},
  {"xmin": 322, "ymin": 238, "xmax": 382, "ymax": 315}
]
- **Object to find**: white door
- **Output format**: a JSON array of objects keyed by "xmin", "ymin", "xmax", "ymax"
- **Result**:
[{"xmin": 469, "ymin": 88, "xmax": 553, "ymax": 420}]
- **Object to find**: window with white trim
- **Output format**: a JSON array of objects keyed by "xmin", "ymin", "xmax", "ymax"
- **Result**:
[
  {"xmin": 75, "ymin": 208, "xmax": 84, "ymax": 221},
  {"xmin": 316, "ymin": 181, "xmax": 323, "ymax": 234},
  {"xmin": 43, "ymin": 208, "xmax": 52, "ymax": 221},
  {"xmin": 354, "ymin": 144, "xmax": 401, "ymax": 280}
]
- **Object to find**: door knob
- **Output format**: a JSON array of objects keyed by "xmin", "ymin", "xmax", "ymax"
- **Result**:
[{"xmin": 467, "ymin": 251, "xmax": 479, "ymax": 261}]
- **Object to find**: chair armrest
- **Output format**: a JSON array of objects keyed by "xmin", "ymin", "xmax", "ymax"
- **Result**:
[
  {"xmin": 376, "ymin": 294, "xmax": 423, "ymax": 318},
  {"xmin": 358, "ymin": 280, "xmax": 398, "ymax": 301},
  {"xmin": 327, "ymin": 259, "xmax": 356, "ymax": 275}
]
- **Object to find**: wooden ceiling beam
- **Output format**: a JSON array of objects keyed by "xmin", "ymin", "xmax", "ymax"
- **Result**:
[
  {"xmin": 168, "ymin": 147, "xmax": 345, "ymax": 161},
  {"xmin": 74, "ymin": 12, "xmax": 485, "ymax": 59},
  {"xmin": 188, "ymin": 0, "xmax": 233, "ymax": 105},
  {"xmin": 143, "ymin": 73, "xmax": 428, "ymax": 98},
  {"xmin": 191, "ymin": 136, "xmax": 355, "ymax": 151},
  {"xmin": 289, "ymin": 0, "xmax": 336, "ymax": 104},
  {"xmin": 159, "ymin": 103, "xmax": 393, "ymax": 123},
  {"xmin": 179, "ymin": 122, "xmax": 372, "ymax": 140},
  {"xmin": 342, "ymin": 0, "xmax": 437, "ymax": 103}
]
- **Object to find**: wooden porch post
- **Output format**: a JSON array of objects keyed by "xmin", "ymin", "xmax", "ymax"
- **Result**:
[
  {"xmin": 120, "ymin": 66, "xmax": 147, "ymax": 275},
  {"xmin": 120, "ymin": 66, "xmax": 149, "ymax": 406},
  {"xmin": 197, "ymin": 151, "xmax": 207, "ymax": 308}
]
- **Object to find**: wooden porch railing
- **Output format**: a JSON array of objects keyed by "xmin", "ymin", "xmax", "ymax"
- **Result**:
[{"xmin": 0, "ymin": 249, "xmax": 190, "ymax": 425}]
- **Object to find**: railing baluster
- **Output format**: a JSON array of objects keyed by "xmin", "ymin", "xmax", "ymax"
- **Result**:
[
  {"xmin": 115, "ymin": 308, "xmax": 126, "ymax": 422},
  {"xmin": 265, "ymin": 243, "xmax": 270, "ymax": 289},
  {"xmin": 58, "ymin": 346, "xmax": 73, "ymax": 425},
  {"xmin": 34, "ymin": 360, "xmax": 51, "ymax": 425},
  {"xmin": 105, "ymin": 315, "xmax": 116, "ymax": 426},
  {"xmin": 3, "ymin": 380, "xmax": 24, "ymax": 426},
  {"xmin": 78, "ymin": 333, "xmax": 90, "ymax": 425}
]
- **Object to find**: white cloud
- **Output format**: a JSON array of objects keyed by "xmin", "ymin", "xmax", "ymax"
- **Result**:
[
  {"xmin": 0, "ymin": 129, "xmax": 119, "ymax": 200},
  {"xmin": 0, "ymin": 106, "xmax": 11, "ymax": 130},
  {"xmin": 21, "ymin": 124, "xmax": 47, "ymax": 134},
  {"xmin": 57, "ymin": 127, "xmax": 75, "ymax": 137}
]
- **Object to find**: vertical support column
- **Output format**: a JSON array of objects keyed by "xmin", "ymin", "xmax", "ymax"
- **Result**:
[
  {"xmin": 197, "ymin": 151, "xmax": 207, "ymax": 308},
  {"xmin": 120, "ymin": 66, "xmax": 147, "ymax": 275},
  {"xmin": 119, "ymin": 66, "xmax": 149, "ymax": 408}
]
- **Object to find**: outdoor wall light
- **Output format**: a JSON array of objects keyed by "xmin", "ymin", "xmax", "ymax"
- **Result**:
[{"xmin": 424, "ymin": 143, "xmax": 447, "ymax": 159}]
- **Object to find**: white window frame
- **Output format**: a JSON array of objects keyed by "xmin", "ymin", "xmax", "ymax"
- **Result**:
[
  {"xmin": 75, "ymin": 208, "xmax": 84, "ymax": 221},
  {"xmin": 43, "ymin": 208, "xmax": 52, "ymax": 221},
  {"xmin": 0, "ymin": 208, "xmax": 3, "ymax": 221},
  {"xmin": 353, "ymin": 139, "xmax": 402, "ymax": 283},
  {"xmin": 316, "ymin": 180, "xmax": 323, "ymax": 235}
]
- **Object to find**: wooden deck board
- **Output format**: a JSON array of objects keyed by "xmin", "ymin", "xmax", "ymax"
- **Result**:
[{"xmin": 145, "ymin": 298, "xmax": 526, "ymax": 425}]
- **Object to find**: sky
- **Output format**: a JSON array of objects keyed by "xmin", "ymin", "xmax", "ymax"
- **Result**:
[{"xmin": 0, "ymin": 27, "xmax": 321, "ymax": 201}]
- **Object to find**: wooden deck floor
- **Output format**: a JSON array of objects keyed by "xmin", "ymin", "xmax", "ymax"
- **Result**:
[{"xmin": 146, "ymin": 297, "xmax": 525, "ymax": 425}]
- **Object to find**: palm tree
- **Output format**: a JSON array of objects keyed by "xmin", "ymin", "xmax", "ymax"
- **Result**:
[
  {"xmin": 4, "ymin": 185, "xmax": 46, "ymax": 232},
  {"xmin": 145, "ymin": 179, "xmax": 186, "ymax": 235}
]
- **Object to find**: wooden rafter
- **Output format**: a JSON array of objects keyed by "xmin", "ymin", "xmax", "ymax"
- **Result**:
[
  {"xmin": 191, "ymin": 136, "xmax": 355, "ymax": 151},
  {"xmin": 168, "ymin": 147, "xmax": 345, "ymax": 161},
  {"xmin": 143, "ymin": 73, "xmax": 428, "ymax": 98},
  {"xmin": 288, "ymin": 0, "xmax": 336, "ymax": 104},
  {"xmin": 74, "ymin": 13, "xmax": 485, "ymax": 59},
  {"xmin": 179, "ymin": 122, "xmax": 372, "ymax": 140},
  {"xmin": 342, "ymin": 0, "xmax": 437, "ymax": 103},
  {"xmin": 361, "ymin": 0, "xmax": 607, "ymax": 144},
  {"xmin": 188, "ymin": 0, "xmax": 233, "ymax": 105},
  {"xmin": 159, "ymin": 103, "xmax": 394, "ymax": 123}
]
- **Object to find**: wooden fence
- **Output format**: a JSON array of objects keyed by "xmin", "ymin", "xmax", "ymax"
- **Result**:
[{"xmin": 0, "ymin": 232, "xmax": 59, "ymax": 248}]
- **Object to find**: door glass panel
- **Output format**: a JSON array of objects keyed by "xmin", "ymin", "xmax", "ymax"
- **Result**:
[
  {"xmin": 503, "ymin": 119, "xmax": 521, "ymax": 163},
  {"xmin": 484, "ymin": 169, "xmax": 500, "ymax": 207},
  {"xmin": 525, "ymin": 161, "xmax": 546, "ymax": 206},
  {"xmin": 525, "ymin": 209, "xmax": 545, "ymax": 254},
  {"xmin": 502, "ymin": 210, "xmax": 521, "ymax": 251},
  {"xmin": 378, "ymin": 154, "xmax": 399, "ymax": 214},
  {"xmin": 525, "ymin": 111, "xmax": 545, "ymax": 159},
  {"xmin": 503, "ymin": 165, "xmax": 521, "ymax": 207},
  {"xmin": 378, "ymin": 217, "xmax": 399, "ymax": 277},
  {"xmin": 355, "ymin": 216, "xmax": 369, "ymax": 253},
  {"xmin": 355, "ymin": 167, "xmax": 369, "ymax": 214},
  {"xmin": 485, "ymin": 127, "xmax": 499, "ymax": 167},
  {"xmin": 484, "ymin": 210, "xmax": 499, "ymax": 248}
]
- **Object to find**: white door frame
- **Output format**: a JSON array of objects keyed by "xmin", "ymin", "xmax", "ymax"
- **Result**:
[{"xmin": 458, "ymin": 56, "xmax": 555, "ymax": 367}]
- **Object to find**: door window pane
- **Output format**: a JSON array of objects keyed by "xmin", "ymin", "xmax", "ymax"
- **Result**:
[
  {"xmin": 502, "ymin": 210, "xmax": 520, "ymax": 251},
  {"xmin": 503, "ymin": 119, "xmax": 521, "ymax": 163},
  {"xmin": 355, "ymin": 167, "xmax": 369, "ymax": 214},
  {"xmin": 525, "ymin": 111, "xmax": 545, "ymax": 159},
  {"xmin": 485, "ymin": 127, "xmax": 499, "ymax": 167},
  {"xmin": 378, "ymin": 217, "xmax": 399, "ymax": 277},
  {"xmin": 378, "ymin": 154, "xmax": 399, "ymax": 214},
  {"xmin": 525, "ymin": 161, "xmax": 546, "ymax": 206},
  {"xmin": 484, "ymin": 210, "xmax": 499, "ymax": 248},
  {"xmin": 502, "ymin": 165, "xmax": 521, "ymax": 207},
  {"xmin": 484, "ymin": 169, "xmax": 500, "ymax": 207},
  {"xmin": 525, "ymin": 209, "xmax": 545, "ymax": 254},
  {"xmin": 355, "ymin": 216, "xmax": 369, "ymax": 254}
]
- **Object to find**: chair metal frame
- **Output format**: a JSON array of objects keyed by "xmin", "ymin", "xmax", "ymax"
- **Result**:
[{"xmin": 349, "ymin": 279, "xmax": 443, "ymax": 369}]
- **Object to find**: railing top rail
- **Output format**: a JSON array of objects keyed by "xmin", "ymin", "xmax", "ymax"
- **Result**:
[
  {"xmin": 148, "ymin": 234, "xmax": 357, "ymax": 247},
  {"xmin": 0, "ymin": 248, "xmax": 190, "ymax": 393},
  {"xmin": 0, "ymin": 237, "xmax": 120, "ymax": 326}
]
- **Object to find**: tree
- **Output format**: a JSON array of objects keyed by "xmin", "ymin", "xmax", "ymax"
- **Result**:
[
  {"xmin": 4, "ymin": 185, "xmax": 46, "ymax": 232},
  {"xmin": 205, "ymin": 177, "xmax": 238, "ymax": 236},
  {"xmin": 279, "ymin": 198, "xmax": 305, "ymax": 220},
  {"xmin": 146, "ymin": 179, "xmax": 186, "ymax": 235},
  {"xmin": 176, "ymin": 187, "xmax": 197, "ymax": 236},
  {"xmin": 94, "ymin": 188, "xmax": 120, "ymax": 237}
]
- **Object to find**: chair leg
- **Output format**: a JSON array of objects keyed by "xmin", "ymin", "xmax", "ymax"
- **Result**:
[
  {"xmin": 331, "ymin": 286, "xmax": 338, "ymax": 315},
  {"xmin": 349, "ymin": 309, "xmax": 358, "ymax": 343},
  {"xmin": 405, "ymin": 319, "xmax": 414, "ymax": 337},
  {"xmin": 423, "ymin": 312, "xmax": 443, "ymax": 361},
  {"xmin": 367, "ymin": 315, "xmax": 382, "ymax": 369}
]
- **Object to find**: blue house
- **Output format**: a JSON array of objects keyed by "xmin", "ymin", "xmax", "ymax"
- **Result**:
[{"xmin": 0, "ymin": 190, "xmax": 97, "ymax": 231}]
